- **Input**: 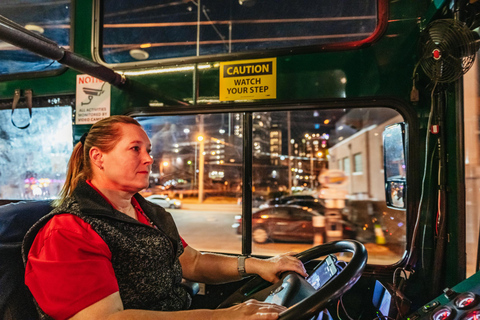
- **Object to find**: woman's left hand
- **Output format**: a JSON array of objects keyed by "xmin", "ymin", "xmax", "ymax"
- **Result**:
[{"xmin": 249, "ymin": 252, "xmax": 308, "ymax": 283}]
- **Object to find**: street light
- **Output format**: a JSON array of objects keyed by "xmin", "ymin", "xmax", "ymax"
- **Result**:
[
  {"xmin": 160, "ymin": 160, "xmax": 169, "ymax": 176},
  {"xmin": 193, "ymin": 135, "xmax": 204, "ymax": 189},
  {"xmin": 197, "ymin": 135, "xmax": 205, "ymax": 203}
]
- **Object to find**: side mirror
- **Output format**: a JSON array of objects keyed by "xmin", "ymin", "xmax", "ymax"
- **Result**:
[{"xmin": 383, "ymin": 123, "xmax": 406, "ymax": 209}]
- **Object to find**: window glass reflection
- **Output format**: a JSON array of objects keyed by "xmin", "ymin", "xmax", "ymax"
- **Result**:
[{"xmin": 0, "ymin": 106, "xmax": 73, "ymax": 199}]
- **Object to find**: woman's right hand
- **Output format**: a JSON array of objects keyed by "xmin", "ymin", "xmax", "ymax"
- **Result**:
[{"xmin": 222, "ymin": 299, "xmax": 286, "ymax": 320}]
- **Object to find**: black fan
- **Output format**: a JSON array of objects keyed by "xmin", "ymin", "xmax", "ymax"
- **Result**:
[{"xmin": 419, "ymin": 19, "xmax": 480, "ymax": 83}]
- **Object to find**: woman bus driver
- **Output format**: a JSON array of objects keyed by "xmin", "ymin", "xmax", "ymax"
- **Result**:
[{"xmin": 22, "ymin": 115, "xmax": 307, "ymax": 320}]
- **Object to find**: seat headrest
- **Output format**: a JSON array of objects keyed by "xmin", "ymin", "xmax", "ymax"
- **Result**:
[{"xmin": 0, "ymin": 200, "xmax": 53, "ymax": 243}]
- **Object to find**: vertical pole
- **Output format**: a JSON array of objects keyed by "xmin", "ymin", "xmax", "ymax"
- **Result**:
[
  {"xmin": 199, "ymin": 115, "xmax": 205, "ymax": 203},
  {"xmin": 242, "ymin": 113, "xmax": 253, "ymax": 255},
  {"xmin": 196, "ymin": 0, "xmax": 201, "ymax": 57},
  {"xmin": 311, "ymin": 149, "xmax": 314, "ymax": 189},
  {"xmin": 192, "ymin": 0, "xmax": 200, "ymax": 107},
  {"xmin": 288, "ymin": 111, "xmax": 292, "ymax": 194},
  {"xmin": 228, "ymin": 21, "xmax": 232, "ymax": 53},
  {"xmin": 194, "ymin": 1, "xmax": 201, "ymax": 201},
  {"xmin": 194, "ymin": 142, "xmax": 197, "ymax": 188}
]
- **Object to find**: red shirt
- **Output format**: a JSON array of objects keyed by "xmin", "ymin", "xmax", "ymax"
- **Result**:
[{"xmin": 25, "ymin": 186, "xmax": 187, "ymax": 320}]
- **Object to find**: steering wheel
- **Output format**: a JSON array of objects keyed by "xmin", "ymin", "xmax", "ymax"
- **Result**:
[{"xmin": 218, "ymin": 240, "xmax": 367, "ymax": 320}]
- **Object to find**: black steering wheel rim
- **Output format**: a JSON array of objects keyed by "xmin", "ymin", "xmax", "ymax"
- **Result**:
[{"xmin": 218, "ymin": 240, "xmax": 367, "ymax": 320}]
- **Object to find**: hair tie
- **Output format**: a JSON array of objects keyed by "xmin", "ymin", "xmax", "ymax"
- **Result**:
[{"xmin": 80, "ymin": 132, "xmax": 88, "ymax": 145}]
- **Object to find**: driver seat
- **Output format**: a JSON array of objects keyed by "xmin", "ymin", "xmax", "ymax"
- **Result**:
[
  {"xmin": 0, "ymin": 200, "xmax": 53, "ymax": 320},
  {"xmin": 0, "ymin": 200, "xmax": 200, "ymax": 320}
]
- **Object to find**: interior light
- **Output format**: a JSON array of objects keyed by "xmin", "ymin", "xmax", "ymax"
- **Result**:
[
  {"xmin": 129, "ymin": 49, "xmax": 149, "ymax": 60},
  {"xmin": 239, "ymin": 0, "xmax": 256, "ymax": 6},
  {"xmin": 25, "ymin": 24, "xmax": 44, "ymax": 34},
  {"xmin": 123, "ymin": 64, "xmax": 212, "ymax": 76}
]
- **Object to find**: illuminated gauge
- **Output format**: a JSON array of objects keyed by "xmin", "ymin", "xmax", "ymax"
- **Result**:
[
  {"xmin": 462, "ymin": 309, "xmax": 480, "ymax": 320},
  {"xmin": 455, "ymin": 292, "xmax": 478, "ymax": 309},
  {"xmin": 432, "ymin": 306, "xmax": 455, "ymax": 320}
]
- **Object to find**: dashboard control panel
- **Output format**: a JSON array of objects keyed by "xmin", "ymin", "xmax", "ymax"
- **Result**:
[{"xmin": 406, "ymin": 271, "xmax": 480, "ymax": 319}]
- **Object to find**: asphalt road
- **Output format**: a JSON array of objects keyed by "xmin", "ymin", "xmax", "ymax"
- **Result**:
[{"xmin": 169, "ymin": 202, "xmax": 403, "ymax": 265}]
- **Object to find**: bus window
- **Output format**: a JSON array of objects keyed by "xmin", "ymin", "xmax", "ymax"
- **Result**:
[
  {"xmin": 100, "ymin": 0, "xmax": 378, "ymax": 64},
  {"xmin": 136, "ymin": 113, "xmax": 243, "ymax": 254},
  {"xmin": 0, "ymin": 0, "xmax": 71, "ymax": 76},
  {"xmin": 0, "ymin": 103, "xmax": 73, "ymax": 200},
  {"xmin": 135, "ymin": 106, "xmax": 406, "ymax": 264},
  {"xmin": 251, "ymin": 107, "xmax": 405, "ymax": 264}
]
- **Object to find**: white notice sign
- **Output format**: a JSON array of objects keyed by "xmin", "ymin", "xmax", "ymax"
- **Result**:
[{"xmin": 75, "ymin": 74, "xmax": 111, "ymax": 124}]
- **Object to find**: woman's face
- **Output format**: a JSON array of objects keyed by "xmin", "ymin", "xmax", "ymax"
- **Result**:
[{"xmin": 98, "ymin": 123, "xmax": 153, "ymax": 193}]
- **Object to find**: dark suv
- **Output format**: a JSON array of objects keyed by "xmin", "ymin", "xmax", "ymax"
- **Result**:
[
  {"xmin": 278, "ymin": 195, "xmax": 316, "ymax": 204},
  {"xmin": 259, "ymin": 194, "xmax": 316, "ymax": 208},
  {"xmin": 233, "ymin": 203, "xmax": 356, "ymax": 244},
  {"xmin": 233, "ymin": 205, "xmax": 322, "ymax": 243}
]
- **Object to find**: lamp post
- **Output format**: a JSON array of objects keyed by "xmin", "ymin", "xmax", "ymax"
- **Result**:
[
  {"xmin": 194, "ymin": 141, "xmax": 198, "ymax": 188},
  {"xmin": 287, "ymin": 111, "xmax": 292, "ymax": 194},
  {"xmin": 159, "ymin": 160, "xmax": 169, "ymax": 177},
  {"xmin": 311, "ymin": 148, "xmax": 314, "ymax": 189},
  {"xmin": 197, "ymin": 135, "xmax": 205, "ymax": 203}
]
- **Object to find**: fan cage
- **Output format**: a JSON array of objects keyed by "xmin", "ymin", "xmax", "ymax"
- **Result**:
[{"xmin": 420, "ymin": 19, "xmax": 479, "ymax": 83}]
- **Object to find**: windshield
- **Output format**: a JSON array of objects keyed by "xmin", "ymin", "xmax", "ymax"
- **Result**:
[{"xmin": 135, "ymin": 106, "xmax": 406, "ymax": 265}]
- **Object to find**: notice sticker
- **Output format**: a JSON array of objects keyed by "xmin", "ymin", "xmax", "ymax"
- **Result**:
[
  {"xmin": 219, "ymin": 58, "xmax": 276, "ymax": 101},
  {"xmin": 75, "ymin": 74, "xmax": 111, "ymax": 124}
]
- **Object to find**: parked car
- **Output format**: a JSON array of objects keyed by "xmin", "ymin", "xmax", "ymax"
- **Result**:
[
  {"xmin": 258, "ymin": 198, "xmax": 281, "ymax": 209},
  {"xmin": 258, "ymin": 194, "xmax": 316, "ymax": 209},
  {"xmin": 278, "ymin": 194, "xmax": 316, "ymax": 203},
  {"xmin": 341, "ymin": 200, "xmax": 406, "ymax": 246},
  {"xmin": 233, "ymin": 205, "xmax": 355, "ymax": 244},
  {"xmin": 286, "ymin": 199, "xmax": 327, "ymax": 215},
  {"xmin": 233, "ymin": 205, "xmax": 320, "ymax": 243},
  {"xmin": 146, "ymin": 194, "xmax": 182, "ymax": 209}
]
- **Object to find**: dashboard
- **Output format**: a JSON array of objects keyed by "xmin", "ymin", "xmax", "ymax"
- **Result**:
[{"xmin": 406, "ymin": 271, "xmax": 480, "ymax": 319}]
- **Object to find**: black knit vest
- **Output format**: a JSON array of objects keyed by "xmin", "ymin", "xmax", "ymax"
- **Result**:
[{"xmin": 22, "ymin": 180, "xmax": 191, "ymax": 319}]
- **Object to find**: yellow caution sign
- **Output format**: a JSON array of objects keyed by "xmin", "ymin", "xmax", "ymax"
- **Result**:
[{"xmin": 219, "ymin": 58, "xmax": 276, "ymax": 101}]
